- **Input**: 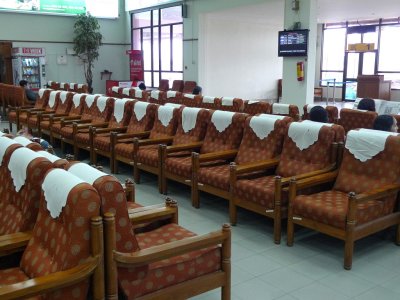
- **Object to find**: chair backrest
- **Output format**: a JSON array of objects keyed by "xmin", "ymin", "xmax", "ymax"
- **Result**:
[
  {"xmin": 13, "ymin": 136, "xmax": 43, "ymax": 151},
  {"xmin": 59, "ymin": 82, "xmax": 69, "ymax": 91},
  {"xmin": 54, "ymin": 91, "xmax": 74, "ymax": 115},
  {"xmin": 171, "ymin": 80, "xmax": 184, "ymax": 92},
  {"xmin": 219, "ymin": 97, "xmax": 244, "ymax": 112},
  {"xmin": 127, "ymin": 101, "xmax": 157, "ymax": 133},
  {"xmin": 1, "ymin": 147, "xmax": 53, "ymax": 235},
  {"xmin": 199, "ymin": 96, "xmax": 221, "ymax": 110},
  {"xmin": 334, "ymin": 130, "xmax": 400, "ymax": 196},
  {"xmin": 276, "ymin": 120, "xmax": 338, "ymax": 177},
  {"xmin": 272, "ymin": 103, "xmax": 299, "ymax": 120},
  {"xmin": 47, "ymin": 81, "xmax": 60, "ymax": 90},
  {"xmin": 242, "ymin": 100, "xmax": 271, "ymax": 115},
  {"xmin": 235, "ymin": 115, "xmax": 291, "ymax": 165},
  {"xmin": 159, "ymin": 79, "xmax": 169, "ymax": 91},
  {"xmin": 45, "ymin": 90, "xmax": 61, "ymax": 111},
  {"xmin": 76, "ymin": 83, "xmax": 88, "ymax": 93},
  {"xmin": 182, "ymin": 81, "xmax": 197, "ymax": 94},
  {"xmin": 181, "ymin": 93, "xmax": 202, "ymax": 107},
  {"xmin": 149, "ymin": 105, "xmax": 180, "ymax": 139},
  {"xmin": 82, "ymin": 95, "xmax": 114, "ymax": 123},
  {"xmin": 10, "ymin": 86, "xmax": 27, "ymax": 107},
  {"xmin": 68, "ymin": 83, "xmax": 77, "ymax": 92},
  {"xmin": 69, "ymin": 93, "xmax": 87, "ymax": 116},
  {"xmin": 165, "ymin": 90, "xmax": 183, "ymax": 104},
  {"xmin": 200, "ymin": 111, "xmax": 247, "ymax": 154},
  {"xmin": 131, "ymin": 88, "xmax": 148, "ymax": 102},
  {"xmin": 149, "ymin": 90, "xmax": 166, "ymax": 105},
  {"xmin": 338, "ymin": 108, "xmax": 378, "ymax": 133},
  {"xmin": 34, "ymin": 88, "xmax": 52, "ymax": 109},
  {"xmin": 108, "ymin": 98, "xmax": 135, "ymax": 128},
  {"xmin": 173, "ymin": 107, "xmax": 211, "ymax": 145},
  {"xmin": 303, "ymin": 104, "xmax": 339, "ymax": 123},
  {"xmin": 20, "ymin": 168, "xmax": 100, "ymax": 299}
]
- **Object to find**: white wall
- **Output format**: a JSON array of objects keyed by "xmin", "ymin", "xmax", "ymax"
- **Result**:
[
  {"xmin": 199, "ymin": 16, "xmax": 282, "ymax": 99},
  {"xmin": 0, "ymin": 0, "xmax": 130, "ymax": 94}
]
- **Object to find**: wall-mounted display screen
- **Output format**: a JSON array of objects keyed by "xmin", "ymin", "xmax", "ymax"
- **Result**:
[
  {"xmin": 0, "ymin": 0, "xmax": 119, "ymax": 18},
  {"xmin": 278, "ymin": 29, "xmax": 309, "ymax": 57}
]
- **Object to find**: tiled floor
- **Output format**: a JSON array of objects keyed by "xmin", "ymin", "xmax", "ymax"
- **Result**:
[{"xmin": 2, "ymin": 109, "xmax": 400, "ymax": 299}]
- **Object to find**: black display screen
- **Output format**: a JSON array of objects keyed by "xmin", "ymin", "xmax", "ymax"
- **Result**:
[{"xmin": 278, "ymin": 30, "xmax": 309, "ymax": 57}]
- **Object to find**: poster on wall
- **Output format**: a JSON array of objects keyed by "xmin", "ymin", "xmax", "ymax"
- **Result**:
[
  {"xmin": 0, "ymin": 0, "xmax": 118, "ymax": 18},
  {"xmin": 127, "ymin": 50, "xmax": 144, "ymax": 83}
]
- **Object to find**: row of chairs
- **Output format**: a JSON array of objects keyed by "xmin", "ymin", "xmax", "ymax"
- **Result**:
[
  {"xmin": 47, "ymin": 81, "xmax": 89, "ymax": 93},
  {"xmin": 0, "ymin": 134, "xmax": 231, "ymax": 299},
  {"xmin": 158, "ymin": 79, "xmax": 197, "ymax": 93},
  {"xmin": 0, "ymin": 83, "xmax": 34, "ymax": 117}
]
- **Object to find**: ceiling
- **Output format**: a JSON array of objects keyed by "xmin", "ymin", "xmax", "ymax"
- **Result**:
[{"xmin": 207, "ymin": 0, "xmax": 400, "ymax": 26}]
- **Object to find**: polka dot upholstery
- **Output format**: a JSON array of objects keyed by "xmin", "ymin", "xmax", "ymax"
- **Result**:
[
  {"xmin": 219, "ymin": 98, "xmax": 244, "ymax": 112},
  {"xmin": 148, "ymin": 91, "xmax": 166, "ymax": 105},
  {"xmin": 50, "ymin": 95, "xmax": 86, "ymax": 135},
  {"xmin": 242, "ymin": 101, "xmax": 271, "ymax": 115},
  {"xmin": 181, "ymin": 95, "xmax": 202, "ymax": 107},
  {"xmin": 15, "ymin": 89, "xmax": 51, "ymax": 127},
  {"xmin": 338, "ymin": 108, "xmax": 377, "ymax": 133},
  {"xmin": 39, "ymin": 92, "xmax": 74, "ymax": 131},
  {"xmin": 198, "ymin": 97, "xmax": 221, "ymax": 110},
  {"xmin": 28, "ymin": 92, "xmax": 60, "ymax": 129},
  {"xmin": 172, "ymin": 109, "xmax": 211, "ymax": 145}
]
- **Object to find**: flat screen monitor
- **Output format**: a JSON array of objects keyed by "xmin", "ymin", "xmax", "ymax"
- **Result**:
[{"xmin": 278, "ymin": 30, "xmax": 309, "ymax": 57}]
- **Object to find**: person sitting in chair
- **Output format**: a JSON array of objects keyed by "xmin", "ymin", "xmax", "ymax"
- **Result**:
[
  {"xmin": 373, "ymin": 115, "xmax": 398, "ymax": 132},
  {"xmin": 192, "ymin": 86, "xmax": 202, "ymax": 95},
  {"xmin": 309, "ymin": 106, "xmax": 328, "ymax": 123},
  {"xmin": 357, "ymin": 98, "xmax": 375, "ymax": 112},
  {"xmin": 19, "ymin": 80, "xmax": 37, "ymax": 101}
]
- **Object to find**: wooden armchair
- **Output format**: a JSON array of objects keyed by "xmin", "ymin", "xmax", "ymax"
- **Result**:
[
  {"xmin": 130, "ymin": 88, "xmax": 149, "ymax": 102},
  {"xmin": 159, "ymin": 79, "xmax": 170, "ymax": 91},
  {"xmin": 6, "ymin": 85, "xmax": 35, "ymax": 131},
  {"xmin": 303, "ymin": 104, "xmax": 339, "ymax": 123},
  {"xmin": 149, "ymin": 90, "xmax": 166, "ymax": 105},
  {"xmin": 287, "ymin": 129, "xmax": 400, "ymax": 269},
  {"xmin": 59, "ymin": 82, "xmax": 69, "ymax": 91},
  {"xmin": 165, "ymin": 90, "xmax": 183, "ymax": 105},
  {"xmin": 242, "ymin": 100, "xmax": 271, "ymax": 115},
  {"xmin": 162, "ymin": 111, "xmax": 247, "ymax": 207},
  {"xmin": 38, "ymin": 91, "xmax": 74, "ymax": 138},
  {"xmin": 192, "ymin": 114, "xmax": 291, "ymax": 217},
  {"xmin": 171, "ymin": 79, "xmax": 184, "ymax": 92},
  {"xmin": 271, "ymin": 103, "xmax": 300, "ymax": 120},
  {"xmin": 112, "ymin": 101, "xmax": 158, "ymax": 174},
  {"xmin": 231, "ymin": 121, "xmax": 345, "ymax": 244},
  {"xmin": 181, "ymin": 93, "xmax": 202, "ymax": 107},
  {"xmin": 219, "ymin": 97, "xmax": 244, "ymax": 112},
  {"xmin": 182, "ymin": 80, "xmax": 197, "ymax": 94},
  {"xmin": 90, "ymin": 98, "xmax": 134, "ymax": 167},
  {"xmin": 338, "ymin": 108, "xmax": 377, "ymax": 133},
  {"xmin": 199, "ymin": 96, "xmax": 221, "ymax": 110},
  {"xmin": 0, "ymin": 169, "xmax": 104, "ymax": 299}
]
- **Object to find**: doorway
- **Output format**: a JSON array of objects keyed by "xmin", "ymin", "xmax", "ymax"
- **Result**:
[{"xmin": 0, "ymin": 42, "xmax": 13, "ymax": 84}]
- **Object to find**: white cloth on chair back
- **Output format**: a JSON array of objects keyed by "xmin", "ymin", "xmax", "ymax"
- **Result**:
[
  {"xmin": 288, "ymin": 120, "xmax": 333, "ymax": 151},
  {"xmin": 221, "ymin": 97, "xmax": 234, "ymax": 106},
  {"xmin": 8, "ymin": 147, "xmax": 43, "ymax": 192},
  {"xmin": 272, "ymin": 103, "xmax": 290, "ymax": 115},
  {"xmin": 96, "ymin": 96, "xmax": 108, "ymax": 113},
  {"xmin": 157, "ymin": 105, "xmax": 175, "ymax": 127},
  {"xmin": 135, "ymin": 89, "xmax": 143, "ymax": 98},
  {"xmin": 38, "ymin": 88, "xmax": 47, "ymax": 98},
  {"xmin": 85, "ymin": 94, "xmax": 97, "ymax": 108},
  {"xmin": 78, "ymin": 83, "xmax": 84, "ymax": 88},
  {"xmin": 122, "ymin": 88, "xmax": 131, "ymax": 96},
  {"xmin": 249, "ymin": 115, "xmax": 280, "ymax": 139},
  {"xmin": 68, "ymin": 162, "xmax": 107, "ymax": 185},
  {"xmin": 202, "ymin": 96, "xmax": 215, "ymax": 104},
  {"xmin": 211, "ymin": 110, "xmax": 235, "ymax": 133},
  {"xmin": 37, "ymin": 151, "xmax": 62, "ymax": 163},
  {"xmin": 42, "ymin": 169, "xmax": 85, "ymax": 218},
  {"xmin": 114, "ymin": 99, "xmax": 132, "ymax": 123},
  {"xmin": 151, "ymin": 90, "xmax": 161, "ymax": 100},
  {"xmin": 184, "ymin": 94, "xmax": 195, "ymax": 99},
  {"xmin": 167, "ymin": 91, "xmax": 177, "ymax": 98},
  {"xmin": 345, "ymin": 128, "xmax": 398, "ymax": 162},
  {"xmin": 133, "ymin": 101, "xmax": 150, "ymax": 121},
  {"xmin": 182, "ymin": 107, "xmax": 201, "ymax": 133},
  {"xmin": 112, "ymin": 86, "xmax": 119, "ymax": 93},
  {"xmin": 60, "ymin": 91, "xmax": 69, "ymax": 104},
  {"xmin": 0, "ymin": 137, "xmax": 19, "ymax": 166},
  {"xmin": 72, "ymin": 94, "xmax": 83, "ymax": 108},
  {"xmin": 48, "ymin": 91, "xmax": 59, "ymax": 108},
  {"xmin": 13, "ymin": 136, "xmax": 34, "ymax": 147}
]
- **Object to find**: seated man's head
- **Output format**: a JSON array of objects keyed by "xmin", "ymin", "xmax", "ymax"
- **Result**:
[
  {"xmin": 138, "ymin": 82, "xmax": 146, "ymax": 90},
  {"xmin": 192, "ymin": 86, "xmax": 202, "ymax": 95},
  {"xmin": 19, "ymin": 80, "xmax": 28, "ymax": 88},
  {"xmin": 373, "ymin": 115, "xmax": 398, "ymax": 132},
  {"xmin": 358, "ymin": 98, "xmax": 375, "ymax": 112},
  {"xmin": 309, "ymin": 106, "xmax": 328, "ymax": 123}
]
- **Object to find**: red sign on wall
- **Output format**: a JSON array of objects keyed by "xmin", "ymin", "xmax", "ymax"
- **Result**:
[
  {"xmin": 127, "ymin": 50, "xmax": 144, "ymax": 82},
  {"xmin": 12, "ymin": 47, "xmax": 46, "ymax": 56}
]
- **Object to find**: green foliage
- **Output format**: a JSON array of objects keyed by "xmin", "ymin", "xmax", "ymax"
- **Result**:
[{"xmin": 73, "ymin": 13, "xmax": 103, "ymax": 92}]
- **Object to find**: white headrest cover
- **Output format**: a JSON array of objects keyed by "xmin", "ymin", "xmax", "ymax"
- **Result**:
[
  {"xmin": 85, "ymin": 94, "xmax": 97, "ymax": 108},
  {"xmin": 0, "ymin": 131, "xmax": 4, "ymax": 137},
  {"xmin": 48, "ymin": 91, "xmax": 59, "ymax": 108},
  {"xmin": 221, "ymin": 97, "xmax": 235, "ymax": 106},
  {"xmin": 42, "ymin": 169, "xmax": 85, "ymax": 218},
  {"xmin": 0, "ymin": 137, "xmax": 19, "ymax": 166},
  {"xmin": 60, "ymin": 91, "xmax": 69, "ymax": 104},
  {"xmin": 114, "ymin": 99, "xmax": 131, "ymax": 123},
  {"xmin": 248, "ymin": 100, "xmax": 260, "ymax": 104},
  {"xmin": 72, "ymin": 94, "xmax": 83, "ymax": 108},
  {"xmin": 122, "ymin": 88, "xmax": 131, "ymax": 96},
  {"xmin": 165, "ymin": 103, "xmax": 183, "ymax": 108},
  {"xmin": 182, "ymin": 107, "xmax": 201, "ymax": 133},
  {"xmin": 133, "ymin": 101, "xmax": 150, "ymax": 121},
  {"xmin": 13, "ymin": 136, "xmax": 34, "ymax": 147},
  {"xmin": 69, "ymin": 83, "xmax": 76, "ymax": 87},
  {"xmin": 37, "ymin": 151, "xmax": 63, "ymax": 163},
  {"xmin": 249, "ymin": 115, "xmax": 279, "ymax": 139},
  {"xmin": 345, "ymin": 129, "xmax": 398, "ymax": 162},
  {"xmin": 112, "ymin": 86, "xmax": 119, "ymax": 92},
  {"xmin": 151, "ymin": 90, "xmax": 161, "ymax": 100},
  {"xmin": 39, "ymin": 88, "xmax": 47, "ymax": 98},
  {"xmin": 167, "ymin": 91, "xmax": 177, "ymax": 98},
  {"xmin": 68, "ymin": 162, "xmax": 107, "ymax": 185},
  {"xmin": 157, "ymin": 105, "xmax": 175, "ymax": 127},
  {"xmin": 202, "ymin": 96, "xmax": 215, "ymax": 104},
  {"xmin": 78, "ymin": 84, "xmax": 84, "ymax": 88},
  {"xmin": 60, "ymin": 83, "xmax": 66, "ymax": 88},
  {"xmin": 184, "ymin": 94, "xmax": 195, "ymax": 99},
  {"xmin": 258, "ymin": 114, "xmax": 286, "ymax": 120},
  {"xmin": 135, "ymin": 89, "xmax": 143, "ymax": 98},
  {"xmin": 272, "ymin": 103, "xmax": 290, "ymax": 115},
  {"xmin": 96, "ymin": 96, "xmax": 108, "ymax": 113},
  {"xmin": 288, "ymin": 120, "xmax": 333, "ymax": 151},
  {"xmin": 8, "ymin": 147, "xmax": 43, "ymax": 192},
  {"xmin": 211, "ymin": 110, "xmax": 235, "ymax": 133}
]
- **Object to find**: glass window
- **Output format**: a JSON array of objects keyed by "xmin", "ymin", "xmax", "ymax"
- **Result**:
[
  {"xmin": 322, "ymin": 28, "xmax": 346, "ymax": 71},
  {"xmin": 161, "ymin": 72, "xmax": 183, "ymax": 87},
  {"xmin": 172, "ymin": 24, "xmax": 183, "ymax": 71},
  {"xmin": 142, "ymin": 28, "xmax": 152, "ymax": 70},
  {"xmin": 321, "ymin": 72, "xmax": 344, "ymax": 87},
  {"xmin": 153, "ymin": 27, "xmax": 160, "ymax": 71},
  {"xmin": 379, "ymin": 25, "xmax": 400, "ymax": 71},
  {"xmin": 132, "ymin": 11, "xmax": 151, "ymax": 28},
  {"xmin": 161, "ymin": 26, "xmax": 171, "ymax": 71},
  {"xmin": 132, "ymin": 29, "xmax": 141, "ymax": 50},
  {"xmin": 161, "ymin": 6, "xmax": 182, "ymax": 25}
]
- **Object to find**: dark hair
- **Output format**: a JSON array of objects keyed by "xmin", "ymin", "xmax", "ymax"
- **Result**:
[
  {"xmin": 19, "ymin": 80, "xmax": 28, "ymax": 87},
  {"xmin": 358, "ymin": 98, "xmax": 375, "ymax": 112},
  {"xmin": 373, "ymin": 115, "xmax": 395, "ymax": 132},
  {"xmin": 309, "ymin": 106, "xmax": 328, "ymax": 123},
  {"xmin": 192, "ymin": 86, "xmax": 202, "ymax": 95},
  {"xmin": 138, "ymin": 82, "xmax": 146, "ymax": 90}
]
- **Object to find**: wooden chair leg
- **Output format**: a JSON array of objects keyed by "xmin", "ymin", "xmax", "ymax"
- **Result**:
[
  {"xmin": 229, "ymin": 200, "xmax": 237, "ymax": 226},
  {"xmin": 191, "ymin": 181, "xmax": 200, "ymax": 209},
  {"xmin": 104, "ymin": 213, "xmax": 118, "ymax": 300},
  {"xmin": 74, "ymin": 144, "xmax": 79, "ymax": 160},
  {"xmin": 9, "ymin": 122, "xmax": 12, "ymax": 132},
  {"xmin": 395, "ymin": 223, "xmax": 400, "ymax": 246},
  {"xmin": 133, "ymin": 164, "xmax": 140, "ymax": 184},
  {"xmin": 91, "ymin": 216, "xmax": 105, "ymax": 300},
  {"xmin": 221, "ymin": 224, "xmax": 231, "ymax": 300},
  {"xmin": 61, "ymin": 140, "xmax": 65, "ymax": 153},
  {"xmin": 273, "ymin": 210, "xmax": 282, "ymax": 245},
  {"xmin": 344, "ymin": 236, "xmax": 354, "ymax": 270}
]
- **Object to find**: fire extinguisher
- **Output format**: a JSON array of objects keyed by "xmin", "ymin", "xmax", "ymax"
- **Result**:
[{"xmin": 297, "ymin": 61, "xmax": 304, "ymax": 81}]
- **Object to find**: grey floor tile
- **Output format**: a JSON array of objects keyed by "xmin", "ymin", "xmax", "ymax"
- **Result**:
[
  {"xmin": 232, "ymin": 278, "xmax": 286, "ymax": 300},
  {"xmin": 318, "ymin": 272, "xmax": 374, "ymax": 298},
  {"xmin": 380, "ymin": 274, "xmax": 400, "ymax": 294},
  {"xmin": 259, "ymin": 267, "xmax": 314, "ymax": 293},
  {"xmin": 234, "ymin": 253, "xmax": 283, "ymax": 276},
  {"xmin": 353, "ymin": 286, "xmax": 400, "ymax": 300},
  {"xmin": 350, "ymin": 260, "xmax": 398, "ymax": 285},
  {"xmin": 289, "ymin": 282, "xmax": 350, "ymax": 300}
]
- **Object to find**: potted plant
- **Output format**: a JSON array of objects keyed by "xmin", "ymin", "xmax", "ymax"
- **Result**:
[{"xmin": 73, "ymin": 13, "xmax": 103, "ymax": 93}]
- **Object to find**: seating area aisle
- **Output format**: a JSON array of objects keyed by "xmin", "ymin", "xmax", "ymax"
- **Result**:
[{"xmin": 1, "ymin": 117, "xmax": 400, "ymax": 299}]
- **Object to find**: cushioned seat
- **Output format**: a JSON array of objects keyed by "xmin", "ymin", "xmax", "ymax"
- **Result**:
[{"xmin": 338, "ymin": 108, "xmax": 377, "ymax": 133}]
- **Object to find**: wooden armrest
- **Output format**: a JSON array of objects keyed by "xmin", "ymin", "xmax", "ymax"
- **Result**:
[
  {"xmin": 37, "ymin": 110, "xmax": 56, "ymax": 116},
  {"xmin": 128, "ymin": 204, "xmax": 178, "ymax": 225},
  {"xmin": 114, "ymin": 225, "xmax": 230, "ymax": 267},
  {"xmin": 291, "ymin": 170, "xmax": 338, "ymax": 191},
  {"xmin": 134, "ymin": 137, "xmax": 173, "ymax": 147},
  {"xmin": 354, "ymin": 183, "xmax": 400, "ymax": 203},
  {"xmin": 0, "ymin": 256, "xmax": 99, "ymax": 299},
  {"xmin": 63, "ymin": 119, "xmax": 91, "ymax": 125},
  {"xmin": 51, "ymin": 114, "xmax": 75, "ymax": 121},
  {"xmin": 28, "ymin": 109, "xmax": 48, "ymax": 116},
  {"xmin": 0, "ymin": 231, "xmax": 32, "ymax": 255},
  {"xmin": 18, "ymin": 106, "xmax": 35, "ymax": 111},
  {"xmin": 93, "ymin": 126, "xmax": 127, "ymax": 134},
  {"xmin": 165, "ymin": 142, "xmax": 203, "ymax": 154},
  {"xmin": 234, "ymin": 157, "xmax": 280, "ymax": 175},
  {"xmin": 196, "ymin": 149, "xmax": 237, "ymax": 163},
  {"xmin": 75, "ymin": 122, "xmax": 108, "ymax": 130},
  {"xmin": 114, "ymin": 131, "xmax": 150, "ymax": 140},
  {"xmin": 280, "ymin": 163, "xmax": 337, "ymax": 185}
]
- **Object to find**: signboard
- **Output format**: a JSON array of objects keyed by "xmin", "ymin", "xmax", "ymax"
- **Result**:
[
  {"xmin": 12, "ymin": 47, "xmax": 46, "ymax": 57},
  {"xmin": 127, "ymin": 50, "xmax": 144, "ymax": 82}
]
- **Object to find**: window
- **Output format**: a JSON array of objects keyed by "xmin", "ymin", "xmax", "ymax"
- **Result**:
[
  {"xmin": 131, "ymin": 5, "xmax": 183, "ymax": 88},
  {"xmin": 321, "ymin": 28, "xmax": 346, "ymax": 86}
]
